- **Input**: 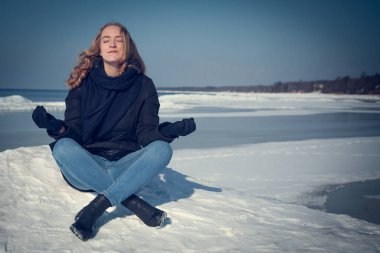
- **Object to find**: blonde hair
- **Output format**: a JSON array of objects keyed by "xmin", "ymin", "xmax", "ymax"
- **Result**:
[{"xmin": 66, "ymin": 22, "xmax": 145, "ymax": 89}]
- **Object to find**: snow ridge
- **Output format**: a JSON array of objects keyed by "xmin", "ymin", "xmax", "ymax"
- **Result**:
[
  {"xmin": 1, "ymin": 143, "xmax": 380, "ymax": 252},
  {"xmin": 1, "ymin": 93, "xmax": 379, "ymax": 117}
]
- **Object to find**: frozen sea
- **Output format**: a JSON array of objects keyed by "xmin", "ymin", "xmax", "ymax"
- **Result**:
[
  {"xmin": 1, "ymin": 89, "xmax": 380, "ymax": 151},
  {"xmin": 0, "ymin": 89, "xmax": 380, "ymax": 252}
]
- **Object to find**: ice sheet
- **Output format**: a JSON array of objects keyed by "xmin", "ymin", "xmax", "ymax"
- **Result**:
[
  {"xmin": 0, "ymin": 137, "xmax": 379, "ymax": 252},
  {"xmin": 1, "ymin": 93, "xmax": 379, "ymax": 117}
]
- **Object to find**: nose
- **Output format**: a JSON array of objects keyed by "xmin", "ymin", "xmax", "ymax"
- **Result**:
[{"xmin": 110, "ymin": 39, "xmax": 116, "ymax": 48}]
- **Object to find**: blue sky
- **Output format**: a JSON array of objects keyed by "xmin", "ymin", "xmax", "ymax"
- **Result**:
[{"xmin": 0, "ymin": 0, "xmax": 379, "ymax": 89}]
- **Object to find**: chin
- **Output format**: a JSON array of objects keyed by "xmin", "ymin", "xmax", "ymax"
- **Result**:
[{"xmin": 103, "ymin": 58, "xmax": 124, "ymax": 66}]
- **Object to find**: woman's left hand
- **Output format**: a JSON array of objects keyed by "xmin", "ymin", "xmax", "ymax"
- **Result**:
[{"xmin": 160, "ymin": 118, "xmax": 196, "ymax": 138}]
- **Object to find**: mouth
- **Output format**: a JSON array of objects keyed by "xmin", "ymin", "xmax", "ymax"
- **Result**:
[{"xmin": 108, "ymin": 50, "xmax": 118, "ymax": 53}]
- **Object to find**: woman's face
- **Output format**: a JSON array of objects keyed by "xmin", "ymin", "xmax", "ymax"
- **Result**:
[{"xmin": 99, "ymin": 25, "xmax": 126, "ymax": 67}]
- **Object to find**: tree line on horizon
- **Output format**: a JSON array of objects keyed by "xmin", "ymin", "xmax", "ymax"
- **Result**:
[{"xmin": 161, "ymin": 73, "xmax": 380, "ymax": 94}]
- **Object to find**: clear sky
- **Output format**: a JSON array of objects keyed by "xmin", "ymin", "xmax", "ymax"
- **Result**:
[{"xmin": 0, "ymin": 0, "xmax": 379, "ymax": 90}]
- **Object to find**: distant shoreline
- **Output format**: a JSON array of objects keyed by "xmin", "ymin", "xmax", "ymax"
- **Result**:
[
  {"xmin": 157, "ymin": 88, "xmax": 380, "ymax": 96},
  {"xmin": 163, "ymin": 73, "xmax": 380, "ymax": 95},
  {"xmin": 1, "ymin": 72, "xmax": 379, "ymax": 95},
  {"xmin": 1, "ymin": 87, "xmax": 380, "ymax": 96}
]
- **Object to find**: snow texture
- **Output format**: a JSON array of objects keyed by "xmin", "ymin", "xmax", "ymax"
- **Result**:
[
  {"xmin": 1, "ymin": 137, "xmax": 380, "ymax": 252},
  {"xmin": 1, "ymin": 93, "xmax": 379, "ymax": 117}
]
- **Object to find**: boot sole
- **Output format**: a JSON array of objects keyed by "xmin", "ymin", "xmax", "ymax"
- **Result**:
[
  {"xmin": 158, "ymin": 211, "xmax": 167, "ymax": 226},
  {"xmin": 70, "ymin": 223, "xmax": 92, "ymax": 241}
]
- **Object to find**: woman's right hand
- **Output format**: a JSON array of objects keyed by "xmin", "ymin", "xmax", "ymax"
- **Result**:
[{"xmin": 32, "ymin": 105, "xmax": 63, "ymax": 133}]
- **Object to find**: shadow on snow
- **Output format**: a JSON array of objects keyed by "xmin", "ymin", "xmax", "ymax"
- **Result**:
[{"xmin": 92, "ymin": 167, "xmax": 222, "ymax": 232}]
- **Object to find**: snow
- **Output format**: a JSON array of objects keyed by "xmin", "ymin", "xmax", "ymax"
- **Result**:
[
  {"xmin": 158, "ymin": 92, "xmax": 380, "ymax": 117},
  {"xmin": 0, "ymin": 95, "xmax": 64, "ymax": 112},
  {"xmin": 1, "ymin": 137, "xmax": 380, "ymax": 252},
  {"xmin": 1, "ymin": 93, "xmax": 380, "ymax": 117}
]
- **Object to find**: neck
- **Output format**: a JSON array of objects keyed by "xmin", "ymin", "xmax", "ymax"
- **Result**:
[{"xmin": 103, "ymin": 62, "xmax": 121, "ymax": 77}]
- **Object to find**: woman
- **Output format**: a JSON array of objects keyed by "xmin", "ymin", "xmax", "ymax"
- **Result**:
[{"xmin": 32, "ymin": 22, "xmax": 196, "ymax": 241}]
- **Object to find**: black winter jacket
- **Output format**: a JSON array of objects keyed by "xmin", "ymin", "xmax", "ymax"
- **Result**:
[{"xmin": 48, "ymin": 74, "xmax": 174, "ymax": 161}]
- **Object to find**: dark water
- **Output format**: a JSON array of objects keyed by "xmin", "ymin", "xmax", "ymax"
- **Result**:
[
  {"xmin": 1, "ymin": 111, "xmax": 380, "ymax": 152},
  {"xmin": 307, "ymin": 179, "xmax": 380, "ymax": 225},
  {"xmin": 188, "ymin": 112, "xmax": 380, "ymax": 148}
]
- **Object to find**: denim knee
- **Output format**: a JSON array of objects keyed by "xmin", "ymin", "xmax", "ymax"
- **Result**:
[
  {"xmin": 52, "ymin": 138, "xmax": 81, "ymax": 161},
  {"xmin": 146, "ymin": 140, "xmax": 173, "ymax": 166}
]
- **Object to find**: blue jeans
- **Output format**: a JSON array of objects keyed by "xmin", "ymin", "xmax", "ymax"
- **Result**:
[{"xmin": 52, "ymin": 138, "xmax": 172, "ymax": 206}]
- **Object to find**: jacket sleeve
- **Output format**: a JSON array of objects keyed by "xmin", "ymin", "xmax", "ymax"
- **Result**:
[
  {"xmin": 136, "ymin": 78, "xmax": 175, "ymax": 147},
  {"xmin": 47, "ymin": 87, "xmax": 82, "ymax": 144}
]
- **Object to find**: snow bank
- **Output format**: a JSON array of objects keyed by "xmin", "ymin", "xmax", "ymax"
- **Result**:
[
  {"xmin": 0, "ymin": 95, "xmax": 64, "ymax": 112},
  {"xmin": 1, "ymin": 137, "xmax": 380, "ymax": 252},
  {"xmin": 171, "ymin": 137, "xmax": 380, "ymax": 204},
  {"xmin": 1, "ymin": 93, "xmax": 379, "ymax": 117},
  {"xmin": 159, "ymin": 92, "xmax": 380, "ymax": 117}
]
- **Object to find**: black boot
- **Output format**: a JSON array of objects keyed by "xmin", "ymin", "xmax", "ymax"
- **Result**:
[
  {"xmin": 70, "ymin": 194, "xmax": 111, "ymax": 241},
  {"xmin": 121, "ymin": 194, "xmax": 167, "ymax": 227}
]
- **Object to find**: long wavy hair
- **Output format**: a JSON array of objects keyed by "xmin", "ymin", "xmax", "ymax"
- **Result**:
[{"xmin": 66, "ymin": 22, "xmax": 146, "ymax": 89}]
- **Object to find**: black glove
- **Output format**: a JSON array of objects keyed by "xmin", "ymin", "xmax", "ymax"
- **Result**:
[
  {"xmin": 160, "ymin": 118, "xmax": 196, "ymax": 138},
  {"xmin": 32, "ymin": 105, "xmax": 63, "ymax": 133}
]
